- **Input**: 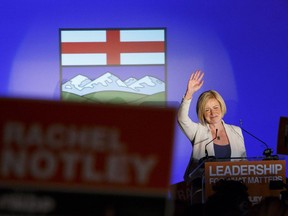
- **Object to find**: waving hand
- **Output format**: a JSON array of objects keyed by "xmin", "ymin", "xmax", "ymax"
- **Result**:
[{"xmin": 184, "ymin": 70, "xmax": 204, "ymax": 100}]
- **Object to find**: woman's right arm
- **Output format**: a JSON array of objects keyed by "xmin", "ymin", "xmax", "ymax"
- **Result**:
[
  {"xmin": 177, "ymin": 70, "xmax": 205, "ymax": 141},
  {"xmin": 177, "ymin": 97, "xmax": 198, "ymax": 141}
]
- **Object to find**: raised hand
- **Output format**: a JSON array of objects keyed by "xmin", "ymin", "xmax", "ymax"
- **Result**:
[{"xmin": 184, "ymin": 70, "xmax": 204, "ymax": 100}]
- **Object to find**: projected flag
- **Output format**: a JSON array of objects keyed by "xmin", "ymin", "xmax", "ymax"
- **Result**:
[
  {"xmin": 60, "ymin": 28, "xmax": 167, "ymax": 105},
  {"xmin": 61, "ymin": 29, "xmax": 165, "ymax": 66}
]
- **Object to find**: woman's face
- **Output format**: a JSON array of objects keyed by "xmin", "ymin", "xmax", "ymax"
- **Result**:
[{"xmin": 204, "ymin": 98, "xmax": 222, "ymax": 124}]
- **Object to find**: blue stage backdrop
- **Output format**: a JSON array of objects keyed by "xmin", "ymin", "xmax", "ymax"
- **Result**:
[{"xmin": 1, "ymin": 0, "xmax": 288, "ymax": 184}]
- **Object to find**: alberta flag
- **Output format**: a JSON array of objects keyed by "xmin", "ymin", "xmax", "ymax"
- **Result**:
[{"xmin": 60, "ymin": 28, "xmax": 167, "ymax": 105}]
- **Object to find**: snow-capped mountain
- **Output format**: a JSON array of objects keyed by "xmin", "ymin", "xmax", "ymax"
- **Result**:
[
  {"xmin": 67, "ymin": 75, "xmax": 92, "ymax": 91},
  {"xmin": 62, "ymin": 72, "xmax": 165, "ymax": 96},
  {"xmin": 124, "ymin": 77, "xmax": 138, "ymax": 86}
]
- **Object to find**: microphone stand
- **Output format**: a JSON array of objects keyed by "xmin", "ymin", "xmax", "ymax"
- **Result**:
[
  {"xmin": 240, "ymin": 120, "xmax": 278, "ymax": 160},
  {"xmin": 205, "ymin": 129, "xmax": 218, "ymax": 155},
  {"xmin": 240, "ymin": 126, "xmax": 279, "ymax": 160}
]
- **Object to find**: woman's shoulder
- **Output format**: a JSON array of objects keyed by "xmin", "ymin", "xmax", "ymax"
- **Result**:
[
  {"xmin": 223, "ymin": 120, "xmax": 239, "ymax": 128},
  {"xmin": 223, "ymin": 121, "xmax": 244, "ymax": 140},
  {"xmin": 223, "ymin": 121, "xmax": 242, "ymax": 132}
]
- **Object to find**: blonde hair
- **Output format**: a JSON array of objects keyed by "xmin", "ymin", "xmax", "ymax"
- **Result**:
[{"xmin": 196, "ymin": 90, "xmax": 227, "ymax": 125}]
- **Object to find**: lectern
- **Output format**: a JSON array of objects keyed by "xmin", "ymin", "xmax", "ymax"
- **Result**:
[{"xmin": 204, "ymin": 159, "xmax": 286, "ymax": 204}]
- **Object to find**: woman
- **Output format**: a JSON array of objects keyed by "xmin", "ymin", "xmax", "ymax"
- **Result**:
[{"xmin": 178, "ymin": 70, "xmax": 247, "ymax": 180}]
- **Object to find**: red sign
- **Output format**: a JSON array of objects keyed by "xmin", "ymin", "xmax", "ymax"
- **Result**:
[
  {"xmin": 0, "ymin": 98, "xmax": 176, "ymax": 196},
  {"xmin": 277, "ymin": 116, "xmax": 288, "ymax": 155}
]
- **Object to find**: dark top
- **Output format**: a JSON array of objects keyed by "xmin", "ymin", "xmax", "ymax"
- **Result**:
[{"xmin": 214, "ymin": 143, "xmax": 231, "ymax": 159}]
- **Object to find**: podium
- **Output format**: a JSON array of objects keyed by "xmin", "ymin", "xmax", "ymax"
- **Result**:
[
  {"xmin": 171, "ymin": 158, "xmax": 286, "ymax": 207},
  {"xmin": 204, "ymin": 159, "xmax": 286, "ymax": 204}
]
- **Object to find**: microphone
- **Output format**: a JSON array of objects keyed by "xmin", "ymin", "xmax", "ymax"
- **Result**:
[
  {"xmin": 192, "ymin": 129, "xmax": 219, "ymax": 176},
  {"xmin": 204, "ymin": 129, "xmax": 219, "ymax": 159},
  {"xmin": 239, "ymin": 119, "xmax": 278, "ymax": 160}
]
